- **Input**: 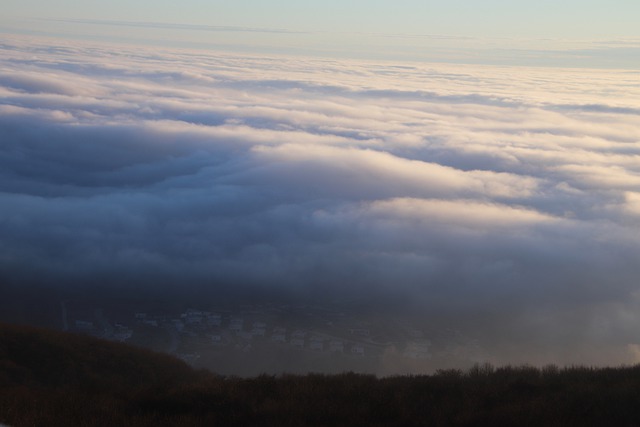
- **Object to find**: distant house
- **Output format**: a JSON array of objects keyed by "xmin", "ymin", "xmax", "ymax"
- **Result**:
[
  {"xmin": 251, "ymin": 322, "xmax": 267, "ymax": 337},
  {"xmin": 172, "ymin": 319, "xmax": 185, "ymax": 332},
  {"xmin": 178, "ymin": 353, "xmax": 200, "ymax": 364},
  {"xmin": 74, "ymin": 320, "xmax": 94, "ymax": 331},
  {"xmin": 291, "ymin": 330, "xmax": 306, "ymax": 339},
  {"xmin": 112, "ymin": 324, "xmax": 133, "ymax": 342},
  {"xmin": 210, "ymin": 333, "xmax": 223, "ymax": 345},
  {"xmin": 309, "ymin": 341, "xmax": 323, "ymax": 351},
  {"xmin": 329, "ymin": 340, "xmax": 344, "ymax": 353},
  {"xmin": 142, "ymin": 319, "xmax": 158, "ymax": 327},
  {"xmin": 290, "ymin": 338, "xmax": 305, "ymax": 349},
  {"xmin": 206, "ymin": 313, "xmax": 222, "ymax": 327},
  {"xmin": 349, "ymin": 328, "xmax": 370, "ymax": 337},
  {"xmin": 229, "ymin": 318, "xmax": 244, "ymax": 333},
  {"xmin": 134, "ymin": 313, "xmax": 147, "ymax": 320},
  {"xmin": 271, "ymin": 327, "xmax": 286, "ymax": 343},
  {"xmin": 238, "ymin": 331, "xmax": 253, "ymax": 341},
  {"xmin": 309, "ymin": 337, "xmax": 324, "ymax": 351},
  {"xmin": 182, "ymin": 309, "xmax": 204, "ymax": 324},
  {"xmin": 351, "ymin": 345, "xmax": 365, "ymax": 356}
]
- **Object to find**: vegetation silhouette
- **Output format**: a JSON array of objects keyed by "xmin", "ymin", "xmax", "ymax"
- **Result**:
[{"xmin": 2, "ymin": 322, "xmax": 640, "ymax": 426}]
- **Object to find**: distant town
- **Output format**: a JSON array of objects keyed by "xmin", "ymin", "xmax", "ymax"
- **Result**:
[{"xmin": 62, "ymin": 300, "xmax": 488, "ymax": 375}]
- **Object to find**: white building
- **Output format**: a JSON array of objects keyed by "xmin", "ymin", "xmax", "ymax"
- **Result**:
[
  {"xmin": 271, "ymin": 327, "xmax": 287, "ymax": 343},
  {"xmin": 309, "ymin": 336, "xmax": 324, "ymax": 351},
  {"xmin": 112, "ymin": 324, "xmax": 133, "ymax": 342},
  {"xmin": 329, "ymin": 340, "xmax": 344, "ymax": 353},
  {"xmin": 251, "ymin": 322, "xmax": 267, "ymax": 337},
  {"xmin": 182, "ymin": 309, "xmax": 204, "ymax": 324},
  {"xmin": 351, "ymin": 344, "xmax": 365, "ymax": 356},
  {"xmin": 291, "ymin": 330, "xmax": 306, "ymax": 339},
  {"xmin": 238, "ymin": 331, "xmax": 253, "ymax": 341},
  {"xmin": 171, "ymin": 319, "xmax": 185, "ymax": 332},
  {"xmin": 207, "ymin": 313, "xmax": 222, "ymax": 327},
  {"xmin": 229, "ymin": 318, "xmax": 244, "ymax": 333},
  {"xmin": 291, "ymin": 338, "xmax": 305, "ymax": 348},
  {"xmin": 74, "ymin": 320, "xmax": 94, "ymax": 331},
  {"xmin": 210, "ymin": 333, "xmax": 223, "ymax": 345},
  {"xmin": 178, "ymin": 353, "xmax": 200, "ymax": 363}
]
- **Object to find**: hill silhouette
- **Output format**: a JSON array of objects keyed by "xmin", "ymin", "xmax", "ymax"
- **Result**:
[{"xmin": 3, "ymin": 322, "xmax": 640, "ymax": 426}]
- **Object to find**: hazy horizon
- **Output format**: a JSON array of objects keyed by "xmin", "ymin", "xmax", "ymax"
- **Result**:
[{"xmin": 2, "ymin": 0, "xmax": 640, "ymax": 69}]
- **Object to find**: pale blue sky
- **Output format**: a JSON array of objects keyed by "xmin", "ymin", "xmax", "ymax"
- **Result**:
[
  {"xmin": 4, "ymin": 0, "xmax": 640, "ymax": 37},
  {"xmin": 2, "ymin": 0, "xmax": 640, "ymax": 66}
]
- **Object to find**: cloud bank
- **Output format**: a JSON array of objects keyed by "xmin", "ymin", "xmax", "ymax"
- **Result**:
[{"xmin": 1, "ymin": 35, "xmax": 640, "ymax": 365}]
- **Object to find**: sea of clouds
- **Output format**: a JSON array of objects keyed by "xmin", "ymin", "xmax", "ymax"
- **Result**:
[{"xmin": 1, "ymin": 35, "xmax": 640, "ymax": 365}]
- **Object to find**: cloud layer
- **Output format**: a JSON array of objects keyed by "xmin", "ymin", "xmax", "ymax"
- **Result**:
[{"xmin": 2, "ymin": 35, "xmax": 640, "ymax": 365}]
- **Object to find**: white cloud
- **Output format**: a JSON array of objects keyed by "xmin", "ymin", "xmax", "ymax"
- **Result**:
[{"xmin": 2, "ymin": 34, "xmax": 640, "ymax": 364}]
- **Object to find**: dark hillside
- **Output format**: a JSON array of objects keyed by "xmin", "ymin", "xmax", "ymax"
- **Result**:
[
  {"xmin": 0, "ymin": 322, "xmax": 200, "ymax": 390},
  {"xmin": 3, "ymin": 322, "xmax": 640, "ymax": 426},
  {"xmin": 0, "ymin": 322, "xmax": 207, "ymax": 426}
]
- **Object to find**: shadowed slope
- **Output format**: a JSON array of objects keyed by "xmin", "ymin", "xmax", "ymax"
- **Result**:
[{"xmin": 3, "ymin": 322, "xmax": 640, "ymax": 426}]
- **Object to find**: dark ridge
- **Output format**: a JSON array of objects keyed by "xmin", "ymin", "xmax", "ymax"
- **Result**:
[{"xmin": 3, "ymin": 322, "xmax": 640, "ymax": 426}]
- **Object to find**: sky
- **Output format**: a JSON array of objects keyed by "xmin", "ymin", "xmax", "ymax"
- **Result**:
[
  {"xmin": 1, "ymin": 1, "xmax": 640, "ymax": 67},
  {"xmin": 1, "ymin": 3, "xmax": 640, "ymax": 368},
  {"xmin": 3, "ymin": 0, "xmax": 640, "ymax": 37}
]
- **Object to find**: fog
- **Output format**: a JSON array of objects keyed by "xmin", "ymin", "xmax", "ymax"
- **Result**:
[{"xmin": 1, "ymin": 35, "xmax": 640, "ymax": 371}]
